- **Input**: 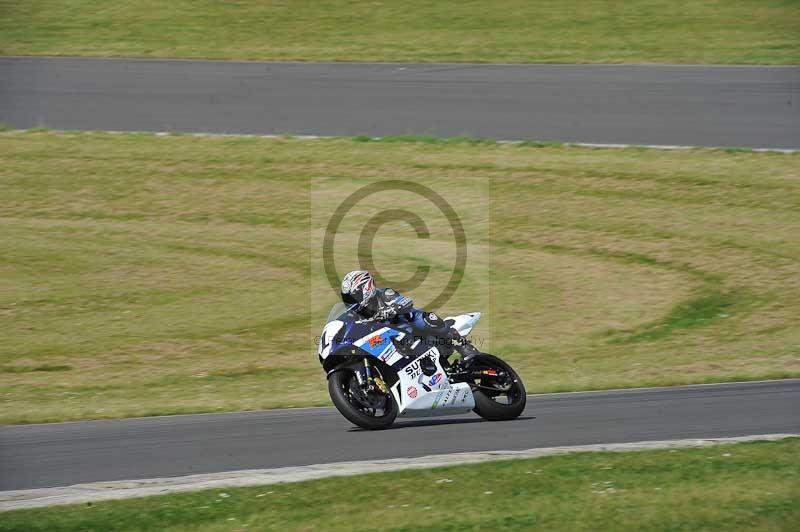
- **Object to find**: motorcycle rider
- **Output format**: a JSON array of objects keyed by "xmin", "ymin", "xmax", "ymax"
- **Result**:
[{"xmin": 340, "ymin": 270, "xmax": 482, "ymax": 362}]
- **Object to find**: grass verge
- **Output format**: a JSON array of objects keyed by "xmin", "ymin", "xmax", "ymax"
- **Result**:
[
  {"xmin": 1, "ymin": 131, "xmax": 799, "ymax": 423},
  {"xmin": 1, "ymin": 1, "xmax": 798, "ymax": 64},
  {"xmin": 2, "ymin": 438, "xmax": 798, "ymax": 531}
]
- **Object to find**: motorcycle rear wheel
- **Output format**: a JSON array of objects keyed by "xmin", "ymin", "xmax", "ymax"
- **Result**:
[
  {"xmin": 328, "ymin": 369, "xmax": 398, "ymax": 430},
  {"xmin": 470, "ymin": 354, "xmax": 527, "ymax": 421}
]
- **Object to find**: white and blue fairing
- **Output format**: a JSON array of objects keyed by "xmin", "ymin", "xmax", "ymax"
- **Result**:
[
  {"xmin": 318, "ymin": 303, "xmax": 479, "ymax": 417},
  {"xmin": 318, "ymin": 303, "xmax": 406, "ymax": 365}
]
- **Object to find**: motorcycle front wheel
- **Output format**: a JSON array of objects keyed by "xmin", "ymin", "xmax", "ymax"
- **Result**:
[
  {"xmin": 328, "ymin": 369, "xmax": 398, "ymax": 430},
  {"xmin": 469, "ymin": 354, "xmax": 527, "ymax": 421}
]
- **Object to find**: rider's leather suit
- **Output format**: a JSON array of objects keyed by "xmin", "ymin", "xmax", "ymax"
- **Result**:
[{"xmin": 353, "ymin": 288, "xmax": 479, "ymax": 360}]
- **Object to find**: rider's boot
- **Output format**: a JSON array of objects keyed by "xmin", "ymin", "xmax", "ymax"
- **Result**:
[
  {"xmin": 449, "ymin": 328, "xmax": 481, "ymax": 363},
  {"xmin": 456, "ymin": 340, "xmax": 481, "ymax": 363}
]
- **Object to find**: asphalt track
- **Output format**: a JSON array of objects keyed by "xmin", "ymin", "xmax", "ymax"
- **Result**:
[
  {"xmin": 1, "ymin": 58, "xmax": 798, "ymax": 149},
  {"xmin": 2, "ymin": 380, "xmax": 798, "ymax": 491}
]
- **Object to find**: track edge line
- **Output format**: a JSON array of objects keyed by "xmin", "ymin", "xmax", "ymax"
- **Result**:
[{"xmin": 2, "ymin": 433, "xmax": 796, "ymax": 511}]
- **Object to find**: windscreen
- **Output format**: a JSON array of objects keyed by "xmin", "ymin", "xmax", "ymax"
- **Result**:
[{"xmin": 325, "ymin": 302, "xmax": 348, "ymax": 324}]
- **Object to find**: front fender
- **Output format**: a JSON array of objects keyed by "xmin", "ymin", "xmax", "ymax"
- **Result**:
[
  {"xmin": 324, "ymin": 357, "xmax": 362, "ymax": 378},
  {"xmin": 323, "ymin": 355, "xmax": 397, "ymax": 390}
]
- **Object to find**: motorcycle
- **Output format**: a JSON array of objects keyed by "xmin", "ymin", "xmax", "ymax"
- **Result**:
[{"xmin": 317, "ymin": 302, "xmax": 526, "ymax": 430}]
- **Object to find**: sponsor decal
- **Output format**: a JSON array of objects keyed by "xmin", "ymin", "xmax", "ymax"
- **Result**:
[
  {"xmin": 368, "ymin": 335, "xmax": 385, "ymax": 348},
  {"xmin": 429, "ymin": 372, "xmax": 443, "ymax": 386},
  {"xmin": 432, "ymin": 388, "xmax": 455, "ymax": 409},
  {"xmin": 356, "ymin": 328, "xmax": 401, "ymax": 357},
  {"xmin": 431, "ymin": 391, "xmax": 443, "ymax": 409},
  {"xmin": 395, "ymin": 296, "xmax": 412, "ymax": 308},
  {"xmin": 405, "ymin": 366, "xmax": 421, "ymax": 378},
  {"xmin": 407, "ymin": 386, "xmax": 418, "ymax": 399},
  {"xmin": 428, "ymin": 312, "xmax": 438, "ymax": 321},
  {"xmin": 444, "ymin": 388, "xmax": 455, "ymax": 403},
  {"xmin": 378, "ymin": 345, "xmax": 395, "ymax": 362},
  {"xmin": 460, "ymin": 389, "xmax": 470, "ymax": 403}
]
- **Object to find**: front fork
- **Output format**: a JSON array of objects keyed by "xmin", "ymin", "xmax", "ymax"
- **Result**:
[{"xmin": 358, "ymin": 357, "xmax": 389, "ymax": 394}]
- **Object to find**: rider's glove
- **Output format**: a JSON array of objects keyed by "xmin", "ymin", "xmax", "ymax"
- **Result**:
[{"xmin": 374, "ymin": 305, "xmax": 397, "ymax": 321}]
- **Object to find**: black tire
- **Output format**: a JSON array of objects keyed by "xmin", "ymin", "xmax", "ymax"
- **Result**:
[
  {"xmin": 328, "ymin": 369, "xmax": 398, "ymax": 430},
  {"xmin": 471, "ymin": 354, "xmax": 527, "ymax": 421}
]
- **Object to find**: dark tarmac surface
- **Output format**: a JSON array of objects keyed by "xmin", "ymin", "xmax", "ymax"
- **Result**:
[
  {"xmin": 1, "ymin": 58, "xmax": 797, "ymax": 148},
  {"xmin": 2, "ymin": 380, "xmax": 797, "ymax": 490}
]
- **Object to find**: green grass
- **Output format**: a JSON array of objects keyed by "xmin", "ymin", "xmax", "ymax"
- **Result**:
[
  {"xmin": 1, "ymin": 130, "xmax": 799, "ymax": 423},
  {"xmin": 1, "ymin": 1, "xmax": 798, "ymax": 64},
  {"xmin": 2, "ymin": 439, "xmax": 798, "ymax": 531}
]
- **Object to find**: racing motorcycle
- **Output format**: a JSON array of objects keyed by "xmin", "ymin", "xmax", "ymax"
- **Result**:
[{"xmin": 318, "ymin": 302, "xmax": 526, "ymax": 429}]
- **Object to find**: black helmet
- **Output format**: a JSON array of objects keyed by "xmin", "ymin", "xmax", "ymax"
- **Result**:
[{"xmin": 341, "ymin": 270, "xmax": 377, "ymax": 306}]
